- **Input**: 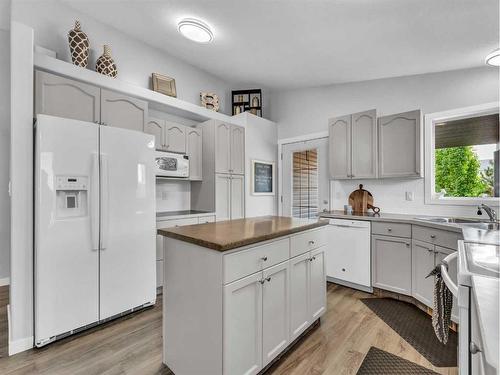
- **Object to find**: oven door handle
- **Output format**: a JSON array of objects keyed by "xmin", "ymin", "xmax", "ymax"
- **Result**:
[{"xmin": 441, "ymin": 252, "xmax": 459, "ymax": 297}]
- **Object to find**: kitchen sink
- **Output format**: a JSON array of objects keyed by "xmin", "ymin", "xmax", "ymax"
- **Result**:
[{"xmin": 414, "ymin": 217, "xmax": 500, "ymax": 230}]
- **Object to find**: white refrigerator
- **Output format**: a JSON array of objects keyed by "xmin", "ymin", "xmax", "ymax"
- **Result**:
[{"xmin": 34, "ymin": 115, "xmax": 156, "ymax": 347}]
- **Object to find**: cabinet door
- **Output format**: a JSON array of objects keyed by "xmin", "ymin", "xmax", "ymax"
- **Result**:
[
  {"xmin": 215, "ymin": 174, "xmax": 231, "ymax": 221},
  {"xmin": 215, "ymin": 122, "xmax": 231, "ymax": 174},
  {"xmin": 329, "ymin": 115, "xmax": 351, "ymax": 179},
  {"xmin": 101, "ymin": 89, "xmax": 147, "ymax": 132},
  {"xmin": 230, "ymin": 175, "xmax": 245, "ymax": 220},
  {"xmin": 435, "ymin": 246, "xmax": 459, "ymax": 322},
  {"xmin": 378, "ymin": 110, "xmax": 421, "ymax": 178},
  {"xmin": 411, "ymin": 240, "xmax": 435, "ymax": 307},
  {"xmin": 262, "ymin": 261, "xmax": 290, "ymax": 367},
  {"xmin": 186, "ymin": 127, "xmax": 203, "ymax": 180},
  {"xmin": 309, "ymin": 247, "xmax": 326, "ymax": 320},
  {"xmin": 35, "ymin": 71, "xmax": 100, "ymax": 123},
  {"xmin": 223, "ymin": 272, "xmax": 263, "ymax": 375},
  {"xmin": 165, "ymin": 122, "xmax": 186, "ymax": 153},
  {"xmin": 289, "ymin": 252, "xmax": 311, "ymax": 341},
  {"xmin": 372, "ymin": 235, "xmax": 412, "ymax": 295},
  {"xmin": 145, "ymin": 117, "xmax": 164, "ymax": 151},
  {"xmin": 230, "ymin": 125, "xmax": 245, "ymax": 175},
  {"xmin": 351, "ymin": 109, "xmax": 377, "ymax": 179}
]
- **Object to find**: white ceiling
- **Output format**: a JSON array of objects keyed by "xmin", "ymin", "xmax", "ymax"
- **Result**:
[{"xmin": 62, "ymin": 0, "xmax": 499, "ymax": 90}]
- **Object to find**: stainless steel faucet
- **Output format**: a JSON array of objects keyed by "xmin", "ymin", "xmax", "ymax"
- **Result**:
[{"xmin": 477, "ymin": 204, "xmax": 497, "ymax": 222}]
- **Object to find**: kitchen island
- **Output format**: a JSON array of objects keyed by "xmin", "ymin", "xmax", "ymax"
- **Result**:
[{"xmin": 158, "ymin": 216, "xmax": 328, "ymax": 375}]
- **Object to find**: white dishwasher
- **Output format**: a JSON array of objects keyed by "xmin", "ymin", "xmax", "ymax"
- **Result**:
[{"xmin": 326, "ymin": 218, "xmax": 372, "ymax": 292}]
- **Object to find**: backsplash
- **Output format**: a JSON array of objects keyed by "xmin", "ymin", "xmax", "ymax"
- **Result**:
[
  {"xmin": 331, "ymin": 178, "xmax": 487, "ymax": 218},
  {"xmin": 156, "ymin": 180, "xmax": 191, "ymax": 213}
]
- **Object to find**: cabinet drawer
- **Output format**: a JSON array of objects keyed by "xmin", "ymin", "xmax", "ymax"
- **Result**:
[
  {"xmin": 157, "ymin": 217, "xmax": 199, "ymax": 228},
  {"xmin": 290, "ymin": 228, "xmax": 327, "ymax": 258},
  {"xmin": 198, "ymin": 215, "xmax": 216, "ymax": 224},
  {"xmin": 372, "ymin": 222, "xmax": 411, "ymax": 238},
  {"xmin": 223, "ymin": 238, "xmax": 289, "ymax": 284},
  {"xmin": 412, "ymin": 225, "xmax": 461, "ymax": 250}
]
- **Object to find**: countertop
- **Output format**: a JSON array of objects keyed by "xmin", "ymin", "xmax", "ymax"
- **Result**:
[
  {"xmin": 471, "ymin": 275, "xmax": 499, "ymax": 373},
  {"xmin": 158, "ymin": 216, "xmax": 329, "ymax": 251},
  {"xmin": 156, "ymin": 210, "xmax": 215, "ymax": 221}
]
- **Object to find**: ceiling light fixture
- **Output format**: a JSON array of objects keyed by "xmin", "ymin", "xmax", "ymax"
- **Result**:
[
  {"xmin": 178, "ymin": 18, "xmax": 213, "ymax": 43},
  {"xmin": 485, "ymin": 48, "xmax": 500, "ymax": 66}
]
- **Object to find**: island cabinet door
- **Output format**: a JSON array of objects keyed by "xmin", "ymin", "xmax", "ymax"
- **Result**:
[
  {"xmin": 289, "ymin": 252, "xmax": 311, "ymax": 341},
  {"xmin": 262, "ymin": 261, "xmax": 290, "ymax": 367},
  {"xmin": 223, "ymin": 271, "xmax": 263, "ymax": 375},
  {"xmin": 309, "ymin": 246, "xmax": 326, "ymax": 320}
]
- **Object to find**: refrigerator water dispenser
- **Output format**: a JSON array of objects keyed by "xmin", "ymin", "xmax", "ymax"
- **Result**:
[{"xmin": 55, "ymin": 176, "xmax": 89, "ymax": 218}]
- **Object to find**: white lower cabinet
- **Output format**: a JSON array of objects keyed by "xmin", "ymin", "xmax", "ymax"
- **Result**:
[
  {"xmin": 309, "ymin": 247, "xmax": 327, "ymax": 320},
  {"xmin": 290, "ymin": 252, "xmax": 311, "ymax": 340},
  {"xmin": 224, "ymin": 272, "xmax": 263, "ymax": 375}
]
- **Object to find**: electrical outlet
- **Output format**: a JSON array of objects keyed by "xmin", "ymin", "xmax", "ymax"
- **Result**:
[{"xmin": 405, "ymin": 191, "xmax": 414, "ymax": 201}]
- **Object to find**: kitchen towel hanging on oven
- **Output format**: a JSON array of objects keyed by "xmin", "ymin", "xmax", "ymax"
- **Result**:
[{"xmin": 427, "ymin": 266, "xmax": 453, "ymax": 344}]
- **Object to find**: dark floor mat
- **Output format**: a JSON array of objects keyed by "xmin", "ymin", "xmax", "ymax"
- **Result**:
[
  {"xmin": 361, "ymin": 298, "xmax": 457, "ymax": 367},
  {"xmin": 357, "ymin": 347, "xmax": 439, "ymax": 374}
]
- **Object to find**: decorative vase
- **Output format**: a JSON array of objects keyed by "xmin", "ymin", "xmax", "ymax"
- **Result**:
[
  {"xmin": 68, "ymin": 20, "xmax": 89, "ymax": 68},
  {"xmin": 251, "ymin": 96, "xmax": 260, "ymax": 107},
  {"xmin": 96, "ymin": 45, "xmax": 118, "ymax": 78}
]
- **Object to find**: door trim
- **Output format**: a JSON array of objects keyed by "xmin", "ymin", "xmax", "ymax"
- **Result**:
[{"xmin": 277, "ymin": 131, "xmax": 329, "ymax": 216}]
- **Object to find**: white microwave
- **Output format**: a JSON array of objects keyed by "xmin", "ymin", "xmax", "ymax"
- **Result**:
[{"xmin": 155, "ymin": 151, "xmax": 189, "ymax": 178}]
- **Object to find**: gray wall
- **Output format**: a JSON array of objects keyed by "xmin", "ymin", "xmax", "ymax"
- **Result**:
[
  {"xmin": 0, "ymin": 29, "xmax": 10, "ymax": 284},
  {"xmin": 270, "ymin": 67, "xmax": 500, "ymax": 216},
  {"xmin": 12, "ymin": 0, "xmax": 236, "ymax": 115}
]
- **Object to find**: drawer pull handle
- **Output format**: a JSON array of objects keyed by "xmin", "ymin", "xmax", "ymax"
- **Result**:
[
  {"xmin": 427, "ymin": 248, "xmax": 434, "ymax": 253},
  {"xmin": 405, "ymin": 243, "xmax": 410, "ymax": 247},
  {"xmin": 261, "ymin": 256, "xmax": 268, "ymax": 261},
  {"xmin": 308, "ymin": 240, "xmax": 315, "ymax": 245},
  {"xmin": 266, "ymin": 277, "xmax": 271, "ymax": 282},
  {"xmin": 342, "ymin": 268, "xmax": 346, "ymax": 272},
  {"xmin": 309, "ymin": 256, "xmax": 316, "ymax": 262},
  {"xmin": 259, "ymin": 279, "xmax": 265, "ymax": 285},
  {"xmin": 387, "ymin": 228, "xmax": 392, "ymax": 232},
  {"xmin": 430, "ymin": 235, "xmax": 436, "ymax": 239}
]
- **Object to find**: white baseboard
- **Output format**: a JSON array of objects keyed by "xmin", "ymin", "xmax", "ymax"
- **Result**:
[
  {"xmin": 0, "ymin": 277, "xmax": 10, "ymax": 286},
  {"xmin": 7, "ymin": 304, "xmax": 34, "ymax": 356}
]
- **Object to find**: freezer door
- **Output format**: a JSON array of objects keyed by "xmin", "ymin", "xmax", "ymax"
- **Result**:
[
  {"xmin": 35, "ymin": 115, "xmax": 99, "ymax": 345},
  {"xmin": 99, "ymin": 126, "xmax": 156, "ymax": 320}
]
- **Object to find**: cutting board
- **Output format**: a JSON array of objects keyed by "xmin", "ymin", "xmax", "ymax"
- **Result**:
[{"xmin": 348, "ymin": 184, "xmax": 380, "ymax": 213}]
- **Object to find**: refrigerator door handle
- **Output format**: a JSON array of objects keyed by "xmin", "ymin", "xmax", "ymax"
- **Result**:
[
  {"xmin": 100, "ymin": 153, "xmax": 109, "ymax": 250},
  {"xmin": 90, "ymin": 153, "xmax": 100, "ymax": 251}
]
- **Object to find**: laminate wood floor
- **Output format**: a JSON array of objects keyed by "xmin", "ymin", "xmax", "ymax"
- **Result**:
[{"xmin": 0, "ymin": 284, "xmax": 458, "ymax": 375}]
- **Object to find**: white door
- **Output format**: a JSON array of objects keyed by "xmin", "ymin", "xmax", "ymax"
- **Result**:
[
  {"xmin": 216, "ymin": 173, "xmax": 231, "ymax": 221},
  {"xmin": 186, "ymin": 127, "xmax": 202, "ymax": 180},
  {"xmin": 223, "ymin": 272, "xmax": 263, "ymax": 375},
  {"xmin": 281, "ymin": 138, "xmax": 330, "ymax": 217},
  {"xmin": 215, "ymin": 122, "xmax": 231, "ymax": 174},
  {"xmin": 230, "ymin": 174, "xmax": 245, "ymax": 220},
  {"xmin": 328, "ymin": 115, "xmax": 351, "ymax": 179},
  {"xmin": 351, "ymin": 110, "xmax": 377, "ymax": 179},
  {"xmin": 289, "ymin": 252, "xmax": 311, "ymax": 341},
  {"xmin": 262, "ymin": 261, "xmax": 290, "ymax": 367},
  {"xmin": 309, "ymin": 247, "xmax": 326, "ymax": 320},
  {"xmin": 35, "ymin": 115, "xmax": 99, "ymax": 344},
  {"xmin": 99, "ymin": 126, "xmax": 156, "ymax": 320},
  {"xmin": 165, "ymin": 122, "xmax": 186, "ymax": 153},
  {"xmin": 230, "ymin": 125, "xmax": 245, "ymax": 174}
]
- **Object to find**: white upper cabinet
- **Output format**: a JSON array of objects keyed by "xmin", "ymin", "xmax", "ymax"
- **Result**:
[
  {"xmin": 215, "ymin": 122, "xmax": 232, "ymax": 174},
  {"xmin": 35, "ymin": 71, "xmax": 100, "ymax": 123},
  {"xmin": 165, "ymin": 122, "xmax": 186, "ymax": 153},
  {"xmin": 100, "ymin": 89, "xmax": 148, "ymax": 132},
  {"xmin": 378, "ymin": 110, "xmax": 422, "ymax": 178},
  {"xmin": 215, "ymin": 174, "xmax": 231, "ymax": 221},
  {"xmin": 186, "ymin": 127, "xmax": 203, "ymax": 180},
  {"xmin": 230, "ymin": 125, "xmax": 245, "ymax": 175},
  {"xmin": 144, "ymin": 117, "xmax": 164, "ymax": 150},
  {"xmin": 230, "ymin": 174, "xmax": 245, "ymax": 220},
  {"xmin": 329, "ymin": 115, "xmax": 351, "ymax": 179},
  {"xmin": 351, "ymin": 110, "xmax": 377, "ymax": 179}
]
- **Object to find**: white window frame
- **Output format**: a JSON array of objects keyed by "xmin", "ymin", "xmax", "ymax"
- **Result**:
[{"xmin": 424, "ymin": 102, "xmax": 500, "ymax": 206}]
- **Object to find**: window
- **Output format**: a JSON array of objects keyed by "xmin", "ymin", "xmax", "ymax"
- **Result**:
[
  {"xmin": 425, "ymin": 103, "xmax": 500, "ymax": 205},
  {"xmin": 292, "ymin": 149, "xmax": 318, "ymax": 218}
]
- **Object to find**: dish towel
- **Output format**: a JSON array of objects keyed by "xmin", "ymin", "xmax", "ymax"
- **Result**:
[{"xmin": 426, "ymin": 265, "xmax": 453, "ymax": 344}]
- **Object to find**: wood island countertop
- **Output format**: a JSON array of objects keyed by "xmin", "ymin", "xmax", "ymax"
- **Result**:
[{"xmin": 157, "ymin": 216, "xmax": 329, "ymax": 251}]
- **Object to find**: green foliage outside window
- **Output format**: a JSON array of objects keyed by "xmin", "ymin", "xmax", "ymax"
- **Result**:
[{"xmin": 435, "ymin": 146, "xmax": 492, "ymax": 197}]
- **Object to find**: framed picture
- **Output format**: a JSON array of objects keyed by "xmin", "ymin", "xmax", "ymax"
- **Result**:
[
  {"xmin": 152, "ymin": 73, "xmax": 177, "ymax": 97},
  {"xmin": 251, "ymin": 160, "xmax": 275, "ymax": 195}
]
